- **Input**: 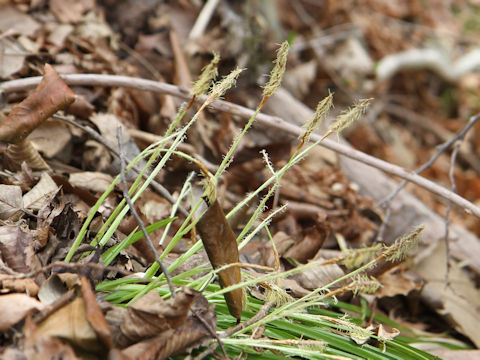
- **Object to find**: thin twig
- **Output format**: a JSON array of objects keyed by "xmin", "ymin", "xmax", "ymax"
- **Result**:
[
  {"xmin": 376, "ymin": 114, "xmax": 480, "ymax": 241},
  {"xmin": 54, "ymin": 114, "xmax": 189, "ymax": 217},
  {"xmin": 2, "ymin": 74, "xmax": 480, "ymax": 217},
  {"xmin": 191, "ymin": 309, "xmax": 227, "ymax": 358},
  {"xmin": 445, "ymin": 141, "xmax": 461, "ymax": 286},
  {"xmin": 117, "ymin": 127, "xmax": 176, "ymax": 298}
]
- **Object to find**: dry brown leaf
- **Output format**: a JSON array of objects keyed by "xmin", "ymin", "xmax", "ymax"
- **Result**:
[
  {"xmin": 37, "ymin": 297, "xmax": 105, "ymax": 353},
  {"xmin": 291, "ymin": 259, "xmax": 345, "ymax": 291},
  {"xmin": 23, "ymin": 173, "xmax": 59, "ymax": 211},
  {"xmin": 375, "ymin": 270, "xmax": 423, "ymax": 298},
  {"xmin": 50, "ymin": 0, "xmax": 95, "ymax": 24},
  {"xmin": 0, "ymin": 225, "xmax": 34, "ymax": 273},
  {"xmin": 429, "ymin": 349, "xmax": 480, "ymax": 360},
  {"xmin": 283, "ymin": 222, "xmax": 329, "ymax": 263},
  {"xmin": 0, "ymin": 293, "xmax": 44, "ymax": 331},
  {"xmin": 0, "ymin": 184, "xmax": 23, "ymax": 220},
  {"xmin": 29, "ymin": 118, "xmax": 72, "ymax": 159},
  {"xmin": 108, "ymin": 287, "xmax": 198, "ymax": 348},
  {"xmin": 0, "ymin": 274, "xmax": 39, "ymax": 296},
  {"xmin": 0, "ymin": 38, "xmax": 27, "ymax": 78},
  {"xmin": 415, "ymin": 240, "xmax": 480, "ymax": 347},
  {"xmin": 197, "ymin": 199, "xmax": 243, "ymax": 320},
  {"xmin": 120, "ymin": 289, "xmax": 215, "ymax": 360},
  {"xmin": 38, "ymin": 275, "xmax": 68, "ymax": 305},
  {"xmin": 23, "ymin": 316, "xmax": 80, "ymax": 360},
  {"xmin": 68, "ymin": 172, "xmax": 115, "ymax": 194},
  {"xmin": 0, "ymin": 5, "xmax": 40, "ymax": 36},
  {"xmin": 0, "ymin": 64, "xmax": 76, "ymax": 144},
  {"xmin": 80, "ymin": 276, "xmax": 114, "ymax": 349},
  {"xmin": 5, "ymin": 139, "xmax": 51, "ymax": 171}
]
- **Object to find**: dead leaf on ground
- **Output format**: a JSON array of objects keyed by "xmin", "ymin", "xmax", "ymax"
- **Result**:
[
  {"xmin": 120, "ymin": 288, "xmax": 216, "ymax": 360},
  {"xmin": 416, "ymin": 240, "xmax": 480, "ymax": 347},
  {"xmin": 0, "ymin": 184, "xmax": 23, "ymax": 219},
  {"xmin": 23, "ymin": 173, "xmax": 59, "ymax": 211},
  {"xmin": 0, "ymin": 64, "xmax": 76, "ymax": 144},
  {"xmin": 36, "ymin": 296, "xmax": 106, "ymax": 354},
  {"xmin": 0, "ymin": 293, "xmax": 44, "ymax": 332},
  {"xmin": 23, "ymin": 316, "xmax": 80, "ymax": 360}
]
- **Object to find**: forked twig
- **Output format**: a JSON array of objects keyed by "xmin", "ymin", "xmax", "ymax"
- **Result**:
[{"xmin": 376, "ymin": 114, "xmax": 480, "ymax": 241}]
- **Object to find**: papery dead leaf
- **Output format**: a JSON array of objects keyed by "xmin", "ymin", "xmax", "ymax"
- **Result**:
[
  {"xmin": 0, "ymin": 64, "xmax": 76, "ymax": 144},
  {"xmin": 29, "ymin": 118, "xmax": 72, "ymax": 158},
  {"xmin": 375, "ymin": 271, "xmax": 423, "ymax": 298},
  {"xmin": 0, "ymin": 293, "xmax": 44, "ymax": 331},
  {"xmin": 5, "ymin": 139, "xmax": 51, "ymax": 171},
  {"xmin": 37, "ymin": 297, "xmax": 105, "ymax": 353},
  {"xmin": 80, "ymin": 276, "xmax": 113, "ymax": 349},
  {"xmin": 120, "ymin": 289, "xmax": 216, "ymax": 360},
  {"xmin": 23, "ymin": 316, "xmax": 80, "ymax": 360},
  {"xmin": 0, "ymin": 5, "xmax": 40, "ymax": 36},
  {"xmin": 0, "ymin": 184, "xmax": 23, "ymax": 219},
  {"xmin": 23, "ymin": 173, "xmax": 59, "ymax": 211},
  {"xmin": 0, "ymin": 274, "xmax": 39, "ymax": 296},
  {"xmin": 38, "ymin": 275, "xmax": 69, "ymax": 305},
  {"xmin": 107, "ymin": 287, "xmax": 199, "ymax": 348},
  {"xmin": 197, "ymin": 199, "xmax": 243, "ymax": 320},
  {"xmin": 0, "ymin": 225, "xmax": 35, "ymax": 273}
]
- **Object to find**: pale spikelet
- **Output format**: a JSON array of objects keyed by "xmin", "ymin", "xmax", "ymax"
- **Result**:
[
  {"xmin": 207, "ymin": 67, "xmax": 244, "ymax": 104},
  {"xmin": 264, "ymin": 283, "xmax": 294, "ymax": 307},
  {"xmin": 324, "ymin": 315, "xmax": 373, "ymax": 345},
  {"xmin": 329, "ymin": 98, "xmax": 372, "ymax": 135},
  {"xmin": 263, "ymin": 41, "xmax": 290, "ymax": 98},
  {"xmin": 300, "ymin": 91, "xmax": 334, "ymax": 141},
  {"xmin": 342, "ymin": 243, "xmax": 382, "ymax": 269},
  {"xmin": 383, "ymin": 225, "xmax": 424, "ymax": 262},
  {"xmin": 350, "ymin": 275, "xmax": 381, "ymax": 295},
  {"xmin": 192, "ymin": 53, "xmax": 220, "ymax": 97}
]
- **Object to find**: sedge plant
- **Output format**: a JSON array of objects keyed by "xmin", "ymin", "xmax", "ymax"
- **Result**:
[{"xmin": 69, "ymin": 42, "xmax": 449, "ymax": 359}]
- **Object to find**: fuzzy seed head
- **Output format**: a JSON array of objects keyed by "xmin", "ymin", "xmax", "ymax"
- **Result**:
[
  {"xmin": 342, "ymin": 243, "xmax": 382, "ymax": 269},
  {"xmin": 384, "ymin": 225, "xmax": 424, "ymax": 262},
  {"xmin": 263, "ymin": 41, "xmax": 290, "ymax": 98},
  {"xmin": 330, "ymin": 98, "xmax": 372, "ymax": 135},
  {"xmin": 192, "ymin": 53, "xmax": 220, "ymax": 97},
  {"xmin": 207, "ymin": 67, "xmax": 244, "ymax": 104},
  {"xmin": 300, "ymin": 91, "xmax": 334, "ymax": 141}
]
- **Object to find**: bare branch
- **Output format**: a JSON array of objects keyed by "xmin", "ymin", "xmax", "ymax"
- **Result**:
[{"xmin": 2, "ymin": 74, "xmax": 480, "ymax": 217}]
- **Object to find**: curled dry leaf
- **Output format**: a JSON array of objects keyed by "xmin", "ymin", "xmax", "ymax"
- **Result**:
[
  {"xmin": 5, "ymin": 139, "xmax": 51, "ymax": 171},
  {"xmin": 0, "ymin": 64, "xmax": 76, "ymax": 144},
  {"xmin": 197, "ymin": 199, "xmax": 243, "ymax": 320}
]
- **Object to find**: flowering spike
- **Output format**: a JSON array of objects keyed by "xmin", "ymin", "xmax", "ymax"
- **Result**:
[
  {"xmin": 263, "ymin": 41, "xmax": 290, "ymax": 99},
  {"xmin": 192, "ymin": 53, "xmax": 220, "ymax": 97},
  {"xmin": 329, "ymin": 98, "xmax": 372, "ymax": 135},
  {"xmin": 206, "ymin": 67, "xmax": 244, "ymax": 105},
  {"xmin": 300, "ymin": 91, "xmax": 334, "ymax": 142}
]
